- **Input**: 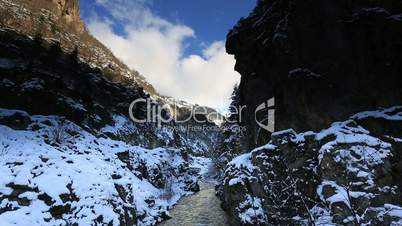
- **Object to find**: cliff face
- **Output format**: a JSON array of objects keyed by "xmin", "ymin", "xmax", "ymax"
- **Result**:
[
  {"xmin": 4, "ymin": 0, "xmax": 84, "ymax": 33},
  {"xmin": 219, "ymin": 1, "xmax": 402, "ymax": 224},
  {"xmin": 227, "ymin": 0, "xmax": 402, "ymax": 147},
  {"xmin": 0, "ymin": 0, "xmax": 156, "ymax": 93}
]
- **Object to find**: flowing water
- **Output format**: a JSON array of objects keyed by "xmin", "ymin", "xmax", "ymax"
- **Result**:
[{"xmin": 159, "ymin": 182, "xmax": 230, "ymax": 226}]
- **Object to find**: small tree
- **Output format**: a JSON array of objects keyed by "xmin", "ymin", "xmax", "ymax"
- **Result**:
[{"xmin": 228, "ymin": 83, "xmax": 241, "ymax": 123}]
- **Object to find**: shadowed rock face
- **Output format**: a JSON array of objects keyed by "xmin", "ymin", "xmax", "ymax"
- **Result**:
[{"xmin": 227, "ymin": 0, "xmax": 402, "ymax": 147}]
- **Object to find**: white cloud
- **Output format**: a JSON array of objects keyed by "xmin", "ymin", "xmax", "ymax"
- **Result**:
[{"xmin": 87, "ymin": 0, "xmax": 240, "ymax": 109}]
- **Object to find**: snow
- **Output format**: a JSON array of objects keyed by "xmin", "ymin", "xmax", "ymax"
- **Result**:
[
  {"xmin": 0, "ymin": 108, "xmax": 29, "ymax": 117},
  {"xmin": 20, "ymin": 78, "xmax": 45, "ymax": 92},
  {"xmin": 389, "ymin": 14, "xmax": 402, "ymax": 21},
  {"xmin": 228, "ymin": 152, "xmax": 254, "ymax": 172},
  {"xmin": 359, "ymin": 7, "xmax": 390, "ymax": 15},
  {"xmin": 315, "ymin": 119, "xmax": 392, "ymax": 164},
  {"xmin": 352, "ymin": 106, "xmax": 402, "ymax": 121},
  {"xmin": 155, "ymin": 127, "xmax": 174, "ymax": 142},
  {"xmin": 271, "ymin": 128, "xmax": 295, "ymax": 137},
  {"xmin": 190, "ymin": 156, "xmax": 212, "ymax": 177},
  {"xmin": 317, "ymin": 180, "xmax": 371, "ymax": 209},
  {"xmin": 0, "ymin": 78, "xmax": 15, "ymax": 87},
  {"xmin": 385, "ymin": 204, "xmax": 402, "ymax": 218},
  {"xmin": 252, "ymin": 143, "xmax": 276, "ymax": 152},
  {"xmin": 237, "ymin": 194, "xmax": 267, "ymax": 224},
  {"xmin": 100, "ymin": 114, "xmax": 137, "ymax": 136},
  {"xmin": 58, "ymin": 96, "xmax": 86, "ymax": 112},
  {"xmin": 225, "ymin": 152, "xmax": 259, "ymax": 186},
  {"xmin": 288, "ymin": 68, "xmax": 321, "ymax": 78},
  {"xmin": 0, "ymin": 109, "xmax": 198, "ymax": 225}
]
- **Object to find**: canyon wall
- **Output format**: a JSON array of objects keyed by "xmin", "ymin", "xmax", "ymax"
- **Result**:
[{"xmin": 227, "ymin": 0, "xmax": 402, "ymax": 147}]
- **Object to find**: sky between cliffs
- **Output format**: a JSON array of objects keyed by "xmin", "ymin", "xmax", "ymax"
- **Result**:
[{"xmin": 80, "ymin": 0, "xmax": 256, "ymax": 110}]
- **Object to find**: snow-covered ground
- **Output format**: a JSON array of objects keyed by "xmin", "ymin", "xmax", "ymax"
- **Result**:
[{"xmin": 0, "ymin": 109, "xmax": 200, "ymax": 225}]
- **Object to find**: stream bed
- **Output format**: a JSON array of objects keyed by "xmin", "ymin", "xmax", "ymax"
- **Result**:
[{"xmin": 159, "ymin": 182, "xmax": 230, "ymax": 226}]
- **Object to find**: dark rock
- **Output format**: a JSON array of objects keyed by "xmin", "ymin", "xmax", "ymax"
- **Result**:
[
  {"xmin": 0, "ymin": 110, "xmax": 32, "ymax": 130},
  {"xmin": 38, "ymin": 193, "xmax": 55, "ymax": 206},
  {"xmin": 113, "ymin": 183, "xmax": 137, "ymax": 226},
  {"xmin": 111, "ymin": 174, "xmax": 122, "ymax": 180},
  {"xmin": 227, "ymin": 0, "xmax": 402, "ymax": 148},
  {"xmin": 186, "ymin": 179, "xmax": 200, "ymax": 193},
  {"xmin": 49, "ymin": 204, "xmax": 71, "ymax": 219}
]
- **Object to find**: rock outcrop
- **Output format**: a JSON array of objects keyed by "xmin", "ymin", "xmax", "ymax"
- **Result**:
[
  {"xmin": 0, "ymin": 0, "xmax": 155, "ymax": 92},
  {"xmin": 51, "ymin": 0, "xmax": 84, "ymax": 32},
  {"xmin": 218, "ymin": 106, "xmax": 402, "ymax": 225},
  {"xmin": 227, "ymin": 0, "xmax": 402, "ymax": 147}
]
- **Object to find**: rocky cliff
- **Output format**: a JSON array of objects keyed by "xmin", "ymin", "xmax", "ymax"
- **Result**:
[
  {"xmin": 218, "ymin": 1, "xmax": 402, "ymax": 224},
  {"xmin": 0, "ymin": 0, "xmax": 156, "ymax": 92},
  {"xmin": 227, "ymin": 0, "xmax": 402, "ymax": 147},
  {"xmin": 218, "ymin": 106, "xmax": 402, "ymax": 225}
]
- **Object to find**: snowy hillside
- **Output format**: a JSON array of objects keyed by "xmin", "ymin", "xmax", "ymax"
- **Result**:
[{"xmin": 0, "ymin": 109, "xmax": 205, "ymax": 225}]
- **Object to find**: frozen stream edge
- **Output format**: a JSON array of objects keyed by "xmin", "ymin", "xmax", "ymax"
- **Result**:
[{"xmin": 159, "ymin": 158, "xmax": 230, "ymax": 226}]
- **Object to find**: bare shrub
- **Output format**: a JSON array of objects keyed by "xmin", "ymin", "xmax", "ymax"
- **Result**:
[{"xmin": 50, "ymin": 119, "xmax": 69, "ymax": 144}]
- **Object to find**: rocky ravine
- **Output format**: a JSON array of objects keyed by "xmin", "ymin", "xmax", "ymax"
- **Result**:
[
  {"xmin": 0, "ymin": 0, "xmax": 223, "ymax": 225},
  {"xmin": 0, "ymin": 23, "xmax": 218, "ymax": 226}
]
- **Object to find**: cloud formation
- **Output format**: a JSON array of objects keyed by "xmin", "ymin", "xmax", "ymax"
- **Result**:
[{"xmin": 87, "ymin": 0, "xmax": 240, "ymax": 109}]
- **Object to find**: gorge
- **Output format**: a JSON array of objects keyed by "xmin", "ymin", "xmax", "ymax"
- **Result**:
[{"xmin": 1, "ymin": 0, "xmax": 402, "ymax": 225}]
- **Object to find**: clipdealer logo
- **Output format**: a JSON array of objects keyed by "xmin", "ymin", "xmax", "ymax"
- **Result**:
[
  {"xmin": 254, "ymin": 97, "xmax": 275, "ymax": 132},
  {"xmin": 128, "ymin": 98, "xmax": 225, "ymax": 127},
  {"xmin": 128, "ymin": 97, "xmax": 274, "ymax": 132}
]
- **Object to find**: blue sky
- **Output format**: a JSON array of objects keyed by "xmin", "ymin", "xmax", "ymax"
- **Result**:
[
  {"xmin": 79, "ymin": 0, "xmax": 256, "ymax": 109},
  {"xmin": 81, "ymin": 0, "xmax": 255, "ymax": 56},
  {"xmin": 149, "ymin": 0, "xmax": 256, "ymax": 55}
]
